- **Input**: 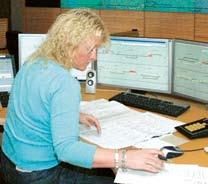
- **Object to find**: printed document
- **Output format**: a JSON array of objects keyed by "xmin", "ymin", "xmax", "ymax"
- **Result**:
[
  {"xmin": 79, "ymin": 99, "xmax": 183, "ymax": 149},
  {"xmin": 114, "ymin": 163, "xmax": 208, "ymax": 184}
]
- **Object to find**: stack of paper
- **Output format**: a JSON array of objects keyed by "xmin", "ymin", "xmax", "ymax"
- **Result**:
[
  {"xmin": 115, "ymin": 163, "xmax": 208, "ymax": 184},
  {"xmin": 79, "ymin": 99, "xmax": 183, "ymax": 149}
]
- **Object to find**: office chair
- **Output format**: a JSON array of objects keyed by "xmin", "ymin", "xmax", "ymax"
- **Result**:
[{"xmin": 0, "ymin": 174, "xmax": 7, "ymax": 184}]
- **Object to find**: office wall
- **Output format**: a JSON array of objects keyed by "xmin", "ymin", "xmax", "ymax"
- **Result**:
[
  {"xmin": 0, "ymin": 0, "xmax": 10, "ymax": 18},
  {"xmin": 10, "ymin": 0, "xmax": 25, "ymax": 32},
  {"xmin": 23, "ymin": 6, "xmax": 208, "ymax": 42},
  {"xmin": 144, "ymin": 12, "xmax": 195, "ymax": 40},
  {"xmin": 195, "ymin": 14, "xmax": 208, "ymax": 42},
  {"xmin": 24, "ymin": 7, "xmax": 61, "ymax": 33},
  {"xmin": 0, "ymin": 0, "xmax": 11, "ymax": 29}
]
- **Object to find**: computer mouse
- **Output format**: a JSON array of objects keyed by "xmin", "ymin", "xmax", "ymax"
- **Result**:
[{"xmin": 158, "ymin": 146, "xmax": 184, "ymax": 160}]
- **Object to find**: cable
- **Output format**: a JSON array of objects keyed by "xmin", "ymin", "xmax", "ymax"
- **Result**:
[{"xmin": 182, "ymin": 147, "xmax": 204, "ymax": 152}]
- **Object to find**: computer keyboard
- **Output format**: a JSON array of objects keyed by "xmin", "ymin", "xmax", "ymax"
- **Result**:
[
  {"xmin": 0, "ymin": 92, "xmax": 10, "ymax": 108},
  {"xmin": 109, "ymin": 92, "xmax": 190, "ymax": 117}
]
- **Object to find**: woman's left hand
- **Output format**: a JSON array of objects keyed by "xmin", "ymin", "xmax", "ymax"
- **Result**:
[{"xmin": 79, "ymin": 113, "xmax": 101, "ymax": 134}]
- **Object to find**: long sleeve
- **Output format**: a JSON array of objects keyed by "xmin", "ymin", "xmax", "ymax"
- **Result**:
[
  {"xmin": 50, "ymin": 73, "xmax": 96, "ymax": 168},
  {"xmin": 2, "ymin": 59, "xmax": 96, "ymax": 171}
]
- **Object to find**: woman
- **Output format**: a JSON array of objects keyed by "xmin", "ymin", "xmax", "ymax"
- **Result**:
[{"xmin": 0, "ymin": 9, "xmax": 164, "ymax": 184}]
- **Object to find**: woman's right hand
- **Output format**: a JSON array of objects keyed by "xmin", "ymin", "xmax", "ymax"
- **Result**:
[{"xmin": 126, "ymin": 148, "xmax": 164, "ymax": 173}]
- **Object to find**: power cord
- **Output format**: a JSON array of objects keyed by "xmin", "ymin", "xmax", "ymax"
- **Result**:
[{"xmin": 182, "ymin": 147, "xmax": 204, "ymax": 152}]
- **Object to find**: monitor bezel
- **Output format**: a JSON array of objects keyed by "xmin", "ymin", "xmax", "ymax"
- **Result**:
[
  {"xmin": 172, "ymin": 39, "xmax": 208, "ymax": 104},
  {"xmin": 18, "ymin": 33, "xmax": 46, "ymax": 69},
  {"xmin": 96, "ymin": 36, "xmax": 173, "ymax": 94}
]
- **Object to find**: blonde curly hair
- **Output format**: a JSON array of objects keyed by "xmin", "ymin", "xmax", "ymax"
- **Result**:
[{"xmin": 28, "ymin": 9, "xmax": 109, "ymax": 69}]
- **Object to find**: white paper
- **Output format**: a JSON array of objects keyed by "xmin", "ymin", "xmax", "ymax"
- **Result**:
[
  {"xmin": 133, "ymin": 135, "xmax": 174, "ymax": 149},
  {"xmin": 79, "ymin": 99, "xmax": 184, "ymax": 149},
  {"xmin": 115, "ymin": 163, "xmax": 208, "ymax": 184}
]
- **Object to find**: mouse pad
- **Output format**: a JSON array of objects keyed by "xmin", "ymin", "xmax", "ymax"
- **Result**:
[{"xmin": 160, "ymin": 134, "xmax": 189, "ymax": 146}]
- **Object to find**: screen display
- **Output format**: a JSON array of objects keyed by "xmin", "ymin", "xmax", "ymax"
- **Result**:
[
  {"xmin": 97, "ymin": 36, "xmax": 173, "ymax": 94},
  {"xmin": 0, "ymin": 56, "xmax": 15, "ymax": 92},
  {"xmin": 173, "ymin": 40, "xmax": 208, "ymax": 103},
  {"xmin": 18, "ymin": 33, "xmax": 91, "ymax": 80}
]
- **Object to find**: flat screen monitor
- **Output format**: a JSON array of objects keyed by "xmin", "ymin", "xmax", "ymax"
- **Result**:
[
  {"xmin": 18, "ymin": 33, "xmax": 91, "ymax": 80},
  {"xmin": 173, "ymin": 40, "xmax": 208, "ymax": 103},
  {"xmin": 96, "ymin": 36, "xmax": 173, "ymax": 94},
  {"xmin": 0, "ymin": 55, "xmax": 16, "ymax": 93}
]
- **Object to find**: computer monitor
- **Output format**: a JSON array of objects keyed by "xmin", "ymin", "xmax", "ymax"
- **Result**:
[
  {"xmin": 18, "ymin": 33, "xmax": 91, "ymax": 80},
  {"xmin": 96, "ymin": 36, "xmax": 173, "ymax": 94},
  {"xmin": 18, "ymin": 33, "xmax": 46, "ymax": 68},
  {"xmin": 173, "ymin": 40, "xmax": 208, "ymax": 103},
  {"xmin": 0, "ymin": 55, "xmax": 16, "ymax": 93}
]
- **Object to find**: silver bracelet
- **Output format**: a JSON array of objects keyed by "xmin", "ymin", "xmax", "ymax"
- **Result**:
[
  {"xmin": 121, "ymin": 149, "xmax": 127, "ymax": 172},
  {"xmin": 114, "ymin": 149, "xmax": 119, "ymax": 169}
]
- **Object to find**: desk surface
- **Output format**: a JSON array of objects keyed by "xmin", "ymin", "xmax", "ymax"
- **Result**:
[{"xmin": 0, "ymin": 85, "xmax": 208, "ymax": 167}]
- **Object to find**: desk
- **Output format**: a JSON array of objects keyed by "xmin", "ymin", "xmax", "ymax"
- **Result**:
[
  {"xmin": 82, "ymin": 85, "xmax": 208, "ymax": 167},
  {"xmin": 0, "ymin": 49, "xmax": 8, "ymax": 55},
  {"xmin": 0, "ymin": 85, "xmax": 208, "ymax": 167}
]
